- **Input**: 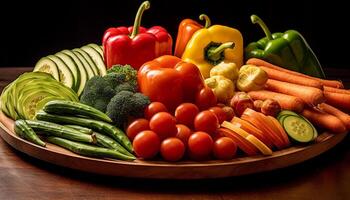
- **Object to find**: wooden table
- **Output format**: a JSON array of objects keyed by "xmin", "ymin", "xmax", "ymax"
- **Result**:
[{"xmin": 1, "ymin": 67, "xmax": 349, "ymax": 200}]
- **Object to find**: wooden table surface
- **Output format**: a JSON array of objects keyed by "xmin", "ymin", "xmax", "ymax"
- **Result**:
[{"xmin": 0, "ymin": 67, "xmax": 349, "ymax": 200}]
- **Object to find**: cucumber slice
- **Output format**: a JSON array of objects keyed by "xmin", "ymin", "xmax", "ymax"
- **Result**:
[
  {"xmin": 282, "ymin": 115, "xmax": 314, "ymax": 143},
  {"xmin": 73, "ymin": 48, "xmax": 99, "ymax": 76},
  {"xmin": 56, "ymin": 52, "xmax": 86, "ymax": 96},
  {"xmin": 81, "ymin": 46, "xmax": 107, "ymax": 76},
  {"xmin": 87, "ymin": 43, "xmax": 103, "ymax": 58},
  {"xmin": 61, "ymin": 50, "xmax": 89, "ymax": 94},
  {"xmin": 46, "ymin": 55, "xmax": 75, "ymax": 90},
  {"xmin": 34, "ymin": 57, "xmax": 60, "ymax": 81},
  {"xmin": 277, "ymin": 110, "xmax": 299, "ymax": 119},
  {"xmin": 71, "ymin": 50, "xmax": 95, "ymax": 79}
]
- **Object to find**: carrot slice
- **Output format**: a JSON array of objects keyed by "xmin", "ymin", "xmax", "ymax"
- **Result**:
[{"xmin": 267, "ymin": 116, "xmax": 291, "ymax": 147}]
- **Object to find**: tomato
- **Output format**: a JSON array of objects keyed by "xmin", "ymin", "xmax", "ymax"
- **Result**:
[
  {"xmin": 194, "ymin": 110, "xmax": 219, "ymax": 135},
  {"xmin": 209, "ymin": 107, "xmax": 227, "ymax": 124},
  {"xmin": 175, "ymin": 103, "xmax": 199, "ymax": 128},
  {"xmin": 160, "ymin": 138, "xmax": 185, "ymax": 162},
  {"xmin": 195, "ymin": 87, "xmax": 217, "ymax": 110},
  {"xmin": 188, "ymin": 131, "xmax": 213, "ymax": 160},
  {"xmin": 213, "ymin": 137, "xmax": 237, "ymax": 160},
  {"xmin": 149, "ymin": 112, "xmax": 177, "ymax": 140},
  {"xmin": 126, "ymin": 118, "xmax": 150, "ymax": 141},
  {"xmin": 133, "ymin": 130, "xmax": 160, "ymax": 159},
  {"xmin": 175, "ymin": 124, "xmax": 192, "ymax": 145},
  {"xmin": 144, "ymin": 102, "xmax": 168, "ymax": 119}
]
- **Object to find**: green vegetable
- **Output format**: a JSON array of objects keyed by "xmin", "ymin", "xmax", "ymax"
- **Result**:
[
  {"xmin": 114, "ymin": 82, "xmax": 137, "ymax": 94},
  {"xmin": 35, "ymin": 111, "xmax": 133, "ymax": 153},
  {"xmin": 14, "ymin": 120, "xmax": 46, "ymax": 147},
  {"xmin": 1, "ymin": 72, "xmax": 78, "ymax": 120},
  {"xmin": 106, "ymin": 91, "xmax": 150, "ymax": 128},
  {"xmin": 79, "ymin": 73, "xmax": 126, "ymax": 112},
  {"xmin": 46, "ymin": 136, "xmax": 135, "ymax": 161},
  {"xmin": 281, "ymin": 115, "xmax": 315, "ymax": 143},
  {"xmin": 245, "ymin": 15, "xmax": 325, "ymax": 78},
  {"xmin": 43, "ymin": 100, "xmax": 112, "ymax": 123},
  {"xmin": 66, "ymin": 124, "xmax": 133, "ymax": 156},
  {"xmin": 107, "ymin": 64, "xmax": 137, "ymax": 89},
  {"xmin": 64, "ymin": 125, "xmax": 93, "ymax": 135},
  {"xmin": 25, "ymin": 120, "xmax": 97, "ymax": 144}
]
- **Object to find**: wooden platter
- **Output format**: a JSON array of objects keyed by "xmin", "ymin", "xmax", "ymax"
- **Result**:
[{"xmin": 0, "ymin": 110, "xmax": 347, "ymax": 179}]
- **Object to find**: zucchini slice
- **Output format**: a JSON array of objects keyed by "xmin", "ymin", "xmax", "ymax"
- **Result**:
[
  {"xmin": 34, "ymin": 57, "xmax": 60, "ymax": 81},
  {"xmin": 73, "ymin": 48, "xmax": 99, "ymax": 76},
  {"xmin": 71, "ymin": 50, "xmax": 95, "ymax": 79},
  {"xmin": 81, "ymin": 45, "xmax": 107, "ymax": 76},
  {"xmin": 46, "ymin": 55, "xmax": 75, "ymax": 90},
  {"xmin": 282, "ymin": 115, "xmax": 315, "ymax": 143},
  {"xmin": 88, "ymin": 43, "xmax": 103, "ymax": 58}
]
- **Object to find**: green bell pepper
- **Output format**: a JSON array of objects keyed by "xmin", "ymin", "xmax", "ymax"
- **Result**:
[{"xmin": 245, "ymin": 15, "xmax": 325, "ymax": 78}]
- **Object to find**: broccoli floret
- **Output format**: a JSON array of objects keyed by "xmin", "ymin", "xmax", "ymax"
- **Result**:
[
  {"xmin": 106, "ymin": 91, "xmax": 150, "ymax": 128},
  {"xmin": 80, "ymin": 76, "xmax": 116, "ymax": 112},
  {"xmin": 115, "ymin": 82, "xmax": 137, "ymax": 94},
  {"xmin": 103, "ymin": 72, "xmax": 127, "ymax": 89},
  {"xmin": 107, "ymin": 64, "xmax": 137, "ymax": 89}
]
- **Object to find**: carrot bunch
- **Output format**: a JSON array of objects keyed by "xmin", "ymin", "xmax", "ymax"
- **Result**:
[{"xmin": 246, "ymin": 58, "xmax": 350, "ymax": 134}]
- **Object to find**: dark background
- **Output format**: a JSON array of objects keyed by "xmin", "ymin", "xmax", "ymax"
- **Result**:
[{"xmin": 0, "ymin": 0, "xmax": 348, "ymax": 68}]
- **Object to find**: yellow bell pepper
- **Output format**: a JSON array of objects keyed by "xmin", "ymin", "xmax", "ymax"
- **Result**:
[
  {"xmin": 205, "ymin": 75, "xmax": 234, "ymax": 103},
  {"xmin": 182, "ymin": 14, "xmax": 243, "ymax": 79},
  {"xmin": 210, "ymin": 61, "xmax": 239, "ymax": 82}
]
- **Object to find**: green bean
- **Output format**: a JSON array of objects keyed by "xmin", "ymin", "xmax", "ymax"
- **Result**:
[{"xmin": 14, "ymin": 120, "xmax": 46, "ymax": 147}]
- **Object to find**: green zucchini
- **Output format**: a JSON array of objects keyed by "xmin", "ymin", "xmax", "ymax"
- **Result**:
[
  {"xmin": 25, "ymin": 120, "xmax": 96, "ymax": 144},
  {"xmin": 43, "ymin": 100, "xmax": 112, "ymax": 123},
  {"xmin": 34, "ymin": 57, "xmax": 60, "ymax": 81},
  {"xmin": 14, "ymin": 120, "xmax": 46, "ymax": 147},
  {"xmin": 81, "ymin": 45, "xmax": 107, "ymax": 76},
  {"xmin": 73, "ymin": 48, "xmax": 99, "ymax": 76},
  {"xmin": 35, "ymin": 111, "xmax": 133, "ymax": 153},
  {"xmin": 46, "ymin": 136, "xmax": 135, "ymax": 160}
]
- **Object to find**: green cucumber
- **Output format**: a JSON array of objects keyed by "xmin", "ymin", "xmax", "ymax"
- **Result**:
[
  {"xmin": 46, "ymin": 136, "xmax": 135, "ymax": 160},
  {"xmin": 81, "ymin": 46, "xmax": 107, "ymax": 76},
  {"xmin": 55, "ymin": 52, "xmax": 85, "ymax": 96},
  {"xmin": 87, "ymin": 43, "xmax": 103, "ymax": 58},
  {"xmin": 43, "ymin": 100, "xmax": 112, "ymax": 123},
  {"xmin": 73, "ymin": 48, "xmax": 99, "ymax": 76},
  {"xmin": 25, "ymin": 120, "xmax": 96, "ymax": 144},
  {"xmin": 71, "ymin": 50, "xmax": 95, "ymax": 79},
  {"xmin": 14, "ymin": 120, "xmax": 46, "ymax": 147},
  {"xmin": 281, "ymin": 115, "xmax": 315, "ymax": 143},
  {"xmin": 34, "ymin": 57, "xmax": 60, "ymax": 81},
  {"xmin": 47, "ymin": 55, "xmax": 76, "ymax": 90}
]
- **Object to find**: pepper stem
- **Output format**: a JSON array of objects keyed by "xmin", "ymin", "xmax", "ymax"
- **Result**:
[
  {"xmin": 199, "ymin": 14, "xmax": 211, "ymax": 28},
  {"xmin": 207, "ymin": 42, "xmax": 235, "ymax": 61},
  {"xmin": 130, "ymin": 1, "xmax": 150, "ymax": 39},
  {"xmin": 251, "ymin": 15, "xmax": 273, "ymax": 41}
]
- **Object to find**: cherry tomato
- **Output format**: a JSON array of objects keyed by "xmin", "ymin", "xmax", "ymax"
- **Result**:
[
  {"xmin": 209, "ymin": 107, "xmax": 227, "ymax": 124},
  {"xmin": 175, "ymin": 103, "xmax": 199, "ymax": 128},
  {"xmin": 194, "ymin": 111, "xmax": 219, "ymax": 135},
  {"xmin": 149, "ymin": 112, "xmax": 177, "ymax": 140},
  {"xmin": 188, "ymin": 131, "xmax": 213, "ymax": 160},
  {"xmin": 176, "ymin": 124, "xmax": 192, "ymax": 145},
  {"xmin": 195, "ymin": 87, "xmax": 217, "ymax": 110},
  {"xmin": 144, "ymin": 102, "xmax": 168, "ymax": 119},
  {"xmin": 133, "ymin": 130, "xmax": 160, "ymax": 159},
  {"xmin": 160, "ymin": 138, "xmax": 185, "ymax": 162},
  {"xmin": 126, "ymin": 119, "xmax": 150, "ymax": 141},
  {"xmin": 213, "ymin": 137, "xmax": 237, "ymax": 160}
]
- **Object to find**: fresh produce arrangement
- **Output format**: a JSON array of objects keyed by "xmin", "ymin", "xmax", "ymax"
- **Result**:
[{"xmin": 0, "ymin": 1, "xmax": 349, "ymax": 163}]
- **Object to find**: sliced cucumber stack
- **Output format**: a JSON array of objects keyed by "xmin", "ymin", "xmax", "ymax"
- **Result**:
[
  {"xmin": 277, "ymin": 110, "xmax": 318, "ymax": 143},
  {"xmin": 33, "ymin": 43, "xmax": 107, "ymax": 97}
]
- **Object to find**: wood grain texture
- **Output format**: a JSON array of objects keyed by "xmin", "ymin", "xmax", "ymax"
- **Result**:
[{"xmin": 0, "ymin": 67, "xmax": 349, "ymax": 199}]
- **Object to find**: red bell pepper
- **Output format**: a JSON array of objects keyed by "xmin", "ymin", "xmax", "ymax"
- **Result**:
[
  {"xmin": 102, "ymin": 1, "xmax": 172, "ymax": 70},
  {"xmin": 138, "ymin": 55, "xmax": 205, "ymax": 111}
]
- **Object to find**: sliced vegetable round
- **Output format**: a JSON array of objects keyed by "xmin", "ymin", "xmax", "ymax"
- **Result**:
[
  {"xmin": 34, "ymin": 57, "xmax": 60, "ymax": 81},
  {"xmin": 46, "ymin": 55, "xmax": 75, "ymax": 90},
  {"xmin": 282, "ymin": 115, "xmax": 315, "ymax": 143}
]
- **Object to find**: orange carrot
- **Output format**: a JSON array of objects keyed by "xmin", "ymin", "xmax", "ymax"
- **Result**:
[
  {"xmin": 259, "ymin": 66, "xmax": 323, "ymax": 89},
  {"xmin": 301, "ymin": 108, "xmax": 347, "ymax": 134},
  {"xmin": 324, "ymin": 91, "xmax": 350, "ymax": 111},
  {"xmin": 318, "ymin": 103, "xmax": 350, "ymax": 130},
  {"xmin": 324, "ymin": 86, "xmax": 350, "ymax": 95},
  {"xmin": 248, "ymin": 90, "xmax": 304, "ymax": 113},
  {"xmin": 266, "ymin": 79, "xmax": 325, "ymax": 106},
  {"xmin": 247, "ymin": 58, "xmax": 344, "ymax": 88}
]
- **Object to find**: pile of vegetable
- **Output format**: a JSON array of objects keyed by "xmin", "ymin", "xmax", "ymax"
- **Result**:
[{"xmin": 1, "ymin": 1, "xmax": 349, "ymax": 163}]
